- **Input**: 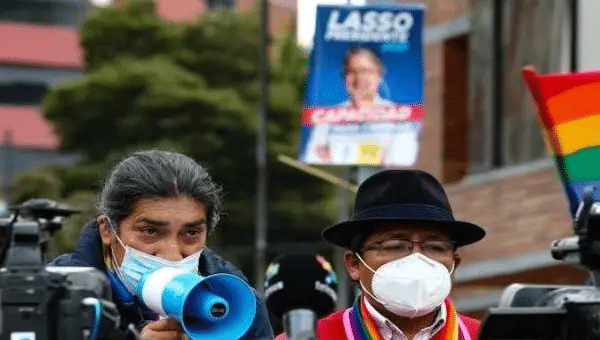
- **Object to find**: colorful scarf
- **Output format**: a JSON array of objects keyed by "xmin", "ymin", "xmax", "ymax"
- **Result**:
[{"xmin": 342, "ymin": 298, "xmax": 471, "ymax": 340}]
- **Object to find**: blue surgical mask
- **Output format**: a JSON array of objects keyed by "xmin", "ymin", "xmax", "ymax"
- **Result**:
[{"xmin": 106, "ymin": 218, "xmax": 203, "ymax": 295}]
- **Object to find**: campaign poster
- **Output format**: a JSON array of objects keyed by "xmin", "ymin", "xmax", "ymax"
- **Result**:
[{"xmin": 298, "ymin": 4, "xmax": 424, "ymax": 166}]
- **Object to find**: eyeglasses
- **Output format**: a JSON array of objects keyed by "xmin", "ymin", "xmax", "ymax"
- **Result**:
[{"xmin": 362, "ymin": 239, "xmax": 456, "ymax": 259}]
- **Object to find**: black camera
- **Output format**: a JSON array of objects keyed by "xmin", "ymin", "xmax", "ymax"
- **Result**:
[
  {"xmin": 480, "ymin": 188, "xmax": 600, "ymax": 340},
  {"xmin": 0, "ymin": 199, "xmax": 135, "ymax": 340}
]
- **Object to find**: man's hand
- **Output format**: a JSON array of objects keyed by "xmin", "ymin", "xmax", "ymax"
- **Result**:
[{"xmin": 140, "ymin": 318, "xmax": 188, "ymax": 340}]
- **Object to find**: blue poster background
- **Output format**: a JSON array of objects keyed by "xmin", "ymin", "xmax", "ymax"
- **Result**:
[
  {"xmin": 298, "ymin": 4, "xmax": 425, "ymax": 166},
  {"xmin": 304, "ymin": 4, "xmax": 424, "ymax": 107}
]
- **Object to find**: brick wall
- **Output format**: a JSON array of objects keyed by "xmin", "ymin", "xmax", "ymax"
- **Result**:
[
  {"xmin": 393, "ymin": 0, "xmax": 471, "ymax": 179},
  {"xmin": 396, "ymin": 0, "xmax": 469, "ymax": 26},
  {"xmin": 416, "ymin": 41, "xmax": 444, "ymax": 177},
  {"xmin": 400, "ymin": 0, "xmax": 574, "ymax": 267},
  {"xmin": 446, "ymin": 163, "xmax": 573, "ymax": 264}
]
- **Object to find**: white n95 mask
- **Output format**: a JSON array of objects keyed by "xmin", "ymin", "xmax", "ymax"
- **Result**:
[{"xmin": 357, "ymin": 252, "xmax": 452, "ymax": 318}]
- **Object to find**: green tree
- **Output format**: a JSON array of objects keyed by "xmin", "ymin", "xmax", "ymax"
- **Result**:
[{"xmin": 35, "ymin": 0, "xmax": 338, "ymax": 273}]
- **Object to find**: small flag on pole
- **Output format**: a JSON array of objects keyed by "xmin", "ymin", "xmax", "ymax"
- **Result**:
[{"xmin": 522, "ymin": 66, "xmax": 600, "ymax": 216}]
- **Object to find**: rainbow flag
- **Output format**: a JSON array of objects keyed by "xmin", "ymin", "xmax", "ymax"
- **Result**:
[{"xmin": 522, "ymin": 67, "xmax": 600, "ymax": 216}]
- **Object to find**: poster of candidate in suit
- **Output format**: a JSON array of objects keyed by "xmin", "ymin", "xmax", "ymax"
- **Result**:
[{"xmin": 298, "ymin": 4, "xmax": 424, "ymax": 166}]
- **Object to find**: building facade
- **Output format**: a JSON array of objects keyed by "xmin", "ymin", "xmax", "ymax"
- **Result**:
[
  {"xmin": 407, "ymin": 0, "xmax": 600, "ymax": 318},
  {"xmin": 0, "ymin": 0, "xmax": 88, "ymax": 198}
]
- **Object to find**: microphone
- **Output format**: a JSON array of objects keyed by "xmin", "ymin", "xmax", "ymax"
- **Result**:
[{"xmin": 264, "ymin": 253, "xmax": 338, "ymax": 340}]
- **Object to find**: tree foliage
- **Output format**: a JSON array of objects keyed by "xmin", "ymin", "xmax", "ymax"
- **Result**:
[{"xmin": 35, "ymin": 0, "xmax": 338, "ymax": 266}]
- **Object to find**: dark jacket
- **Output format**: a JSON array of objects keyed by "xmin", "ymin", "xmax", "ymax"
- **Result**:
[{"xmin": 50, "ymin": 220, "xmax": 274, "ymax": 340}]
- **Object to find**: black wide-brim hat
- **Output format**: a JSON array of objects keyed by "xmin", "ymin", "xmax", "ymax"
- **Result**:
[{"xmin": 322, "ymin": 170, "xmax": 485, "ymax": 248}]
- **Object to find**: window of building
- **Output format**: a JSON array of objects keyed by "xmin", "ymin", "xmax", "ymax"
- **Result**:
[
  {"xmin": 468, "ymin": 0, "xmax": 574, "ymax": 173},
  {"xmin": 207, "ymin": 0, "xmax": 235, "ymax": 9},
  {"xmin": 0, "ymin": 0, "xmax": 86, "ymax": 27},
  {"xmin": 0, "ymin": 83, "xmax": 47, "ymax": 105},
  {"xmin": 0, "ymin": 66, "xmax": 81, "ymax": 106},
  {"xmin": 443, "ymin": 35, "xmax": 469, "ymax": 183}
]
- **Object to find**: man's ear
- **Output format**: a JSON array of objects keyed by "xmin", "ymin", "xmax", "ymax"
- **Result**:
[
  {"xmin": 454, "ymin": 253, "xmax": 462, "ymax": 268},
  {"xmin": 451, "ymin": 253, "xmax": 462, "ymax": 280},
  {"xmin": 97, "ymin": 215, "xmax": 113, "ymax": 247},
  {"xmin": 344, "ymin": 250, "xmax": 361, "ymax": 281}
]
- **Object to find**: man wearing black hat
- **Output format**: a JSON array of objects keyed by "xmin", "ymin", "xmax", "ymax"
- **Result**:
[{"xmin": 305, "ymin": 169, "xmax": 484, "ymax": 340}]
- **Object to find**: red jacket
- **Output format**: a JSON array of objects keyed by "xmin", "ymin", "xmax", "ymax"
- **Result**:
[{"xmin": 276, "ymin": 309, "xmax": 480, "ymax": 340}]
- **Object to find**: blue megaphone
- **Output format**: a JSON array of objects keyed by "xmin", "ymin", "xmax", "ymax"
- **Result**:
[{"xmin": 137, "ymin": 267, "xmax": 257, "ymax": 340}]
